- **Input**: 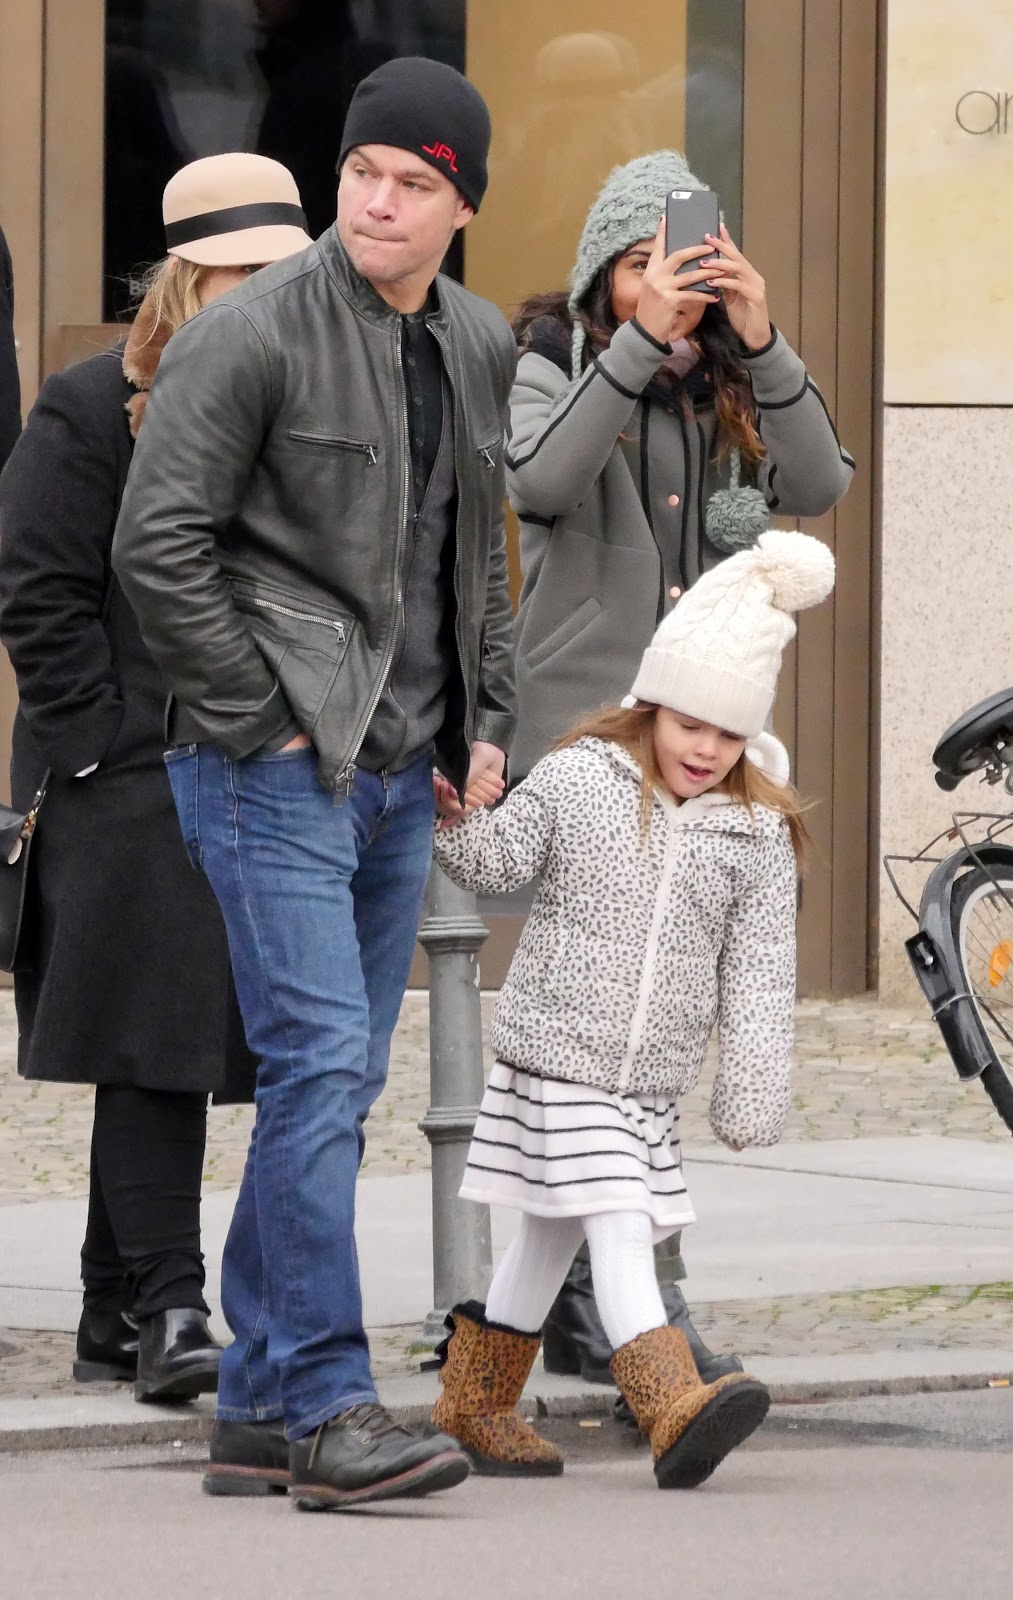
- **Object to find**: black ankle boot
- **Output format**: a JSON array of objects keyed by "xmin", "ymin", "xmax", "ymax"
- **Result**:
[
  {"xmin": 544, "ymin": 1262, "xmax": 745, "ymax": 1393},
  {"xmin": 659, "ymin": 1283, "xmax": 744, "ymax": 1383},
  {"xmin": 134, "ymin": 1309, "xmax": 221, "ymax": 1404},
  {"xmin": 541, "ymin": 1256, "xmax": 614, "ymax": 1384},
  {"xmin": 74, "ymin": 1307, "xmax": 139, "ymax": 1383}
]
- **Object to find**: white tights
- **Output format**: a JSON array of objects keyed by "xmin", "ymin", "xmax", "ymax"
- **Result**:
[{"xmin": 484, "ymin": 1211, "xmax": 667, "ymax": 1353}]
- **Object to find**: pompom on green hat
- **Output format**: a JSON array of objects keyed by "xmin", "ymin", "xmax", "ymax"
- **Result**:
[{"xmin": 567, "ymin": 149, "xmax": 706, "ymax": 381}]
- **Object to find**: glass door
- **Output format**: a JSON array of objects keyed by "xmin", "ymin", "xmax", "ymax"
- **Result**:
[{"xmin": 466, "ymin": 1, "xmax": 743, "ymax": 317}]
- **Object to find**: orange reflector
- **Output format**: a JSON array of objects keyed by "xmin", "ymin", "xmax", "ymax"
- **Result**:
[{"xmin": 989, "ymin": 940, "xmax": 1013, "ymax": 988}]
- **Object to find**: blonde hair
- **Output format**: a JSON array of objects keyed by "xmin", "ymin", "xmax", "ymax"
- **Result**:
[
  {"xmin": 555, "ymin": 702, "xmax": 810, "ymax": 867},
  {"xmin": 133, "ymin": 257, "xmax": 217, "ymax": 341}
]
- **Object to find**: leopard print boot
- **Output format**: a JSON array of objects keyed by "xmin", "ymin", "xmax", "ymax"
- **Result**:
[
  {"xmin": 430, "ymin": 1301, "xmax": 564, "ymax": 1477},
  {"xmin": 610, "ymin": 1324, "xmax": 770, "ymax": 1489}
]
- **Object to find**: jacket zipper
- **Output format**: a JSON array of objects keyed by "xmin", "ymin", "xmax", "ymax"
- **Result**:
[
  {"xmin": 616, "ymin": 825, "xmax": 679, "ymax": 1092},
  {"xmin": 478, "ymin": 444, "xmax": 495, "ymax": 470},
  {"xmin": 287, "ymin": 431, "xmax": 378, "ymax": 464},
  {"xmin": 247, "ymin": 596, "xmax": 346, "ymax": 640},
  {"xmin": 450, "ymin": 345, "xmax": 475, "ymax": 778},
  {"xmin": 330, "ymin": 336, "xmax": 412, "ymax": 797},
  {"xmin": 430, "ymin": 326, "xmax": 474, "ymax": 791}
]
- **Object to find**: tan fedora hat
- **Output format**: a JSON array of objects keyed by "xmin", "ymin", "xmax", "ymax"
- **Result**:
[{"xmin": 162, "ymin": 152, "xmax": 313, "ymax": 267}]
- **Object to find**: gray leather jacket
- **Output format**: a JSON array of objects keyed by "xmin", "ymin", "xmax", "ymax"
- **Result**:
[{"xmin": 111, "ymin": 231, "xmax": 518, "ymax": 795}]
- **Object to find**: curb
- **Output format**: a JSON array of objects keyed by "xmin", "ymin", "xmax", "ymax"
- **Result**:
[{"xmin": 2, "ymin": 1367, "xmax": 1011, "ymax": 1454}]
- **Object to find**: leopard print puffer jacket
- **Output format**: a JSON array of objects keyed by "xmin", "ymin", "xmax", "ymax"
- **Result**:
[{"xmin": 433, "ymin": 737, "xmax": 797, "ymax": 1149}]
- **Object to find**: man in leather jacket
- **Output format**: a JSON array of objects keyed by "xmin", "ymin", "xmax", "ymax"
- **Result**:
[{"xmin": 113, "ymin": 58, "xmax": 516, "ymax": 1509}]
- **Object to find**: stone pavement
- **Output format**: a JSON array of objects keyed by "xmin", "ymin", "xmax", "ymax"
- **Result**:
[
  {"xmin": 2, "ymin": 987, "xmax": 1012, "ymax": 1418},
  {"xmin": 4, "ymin": 1282, "xmax": 1013, "ymax": 1402},
  {"xmin": 0, "ymin": 990, "xmax": 1007, "ymax": 1207}
]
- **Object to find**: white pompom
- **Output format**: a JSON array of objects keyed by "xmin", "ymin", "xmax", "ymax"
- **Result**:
[
  {"xmin": 752, "ymin": 530, "xmax": 835, "ymax": 613},
  {"xmin": 746, "ymin": 731, "xmax": 791, "ymax": 788}
]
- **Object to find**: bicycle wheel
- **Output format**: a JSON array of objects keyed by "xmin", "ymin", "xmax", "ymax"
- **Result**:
[{"xmin": 950, "ymin": 861, "xmax": 1013, "ymax": 1133}]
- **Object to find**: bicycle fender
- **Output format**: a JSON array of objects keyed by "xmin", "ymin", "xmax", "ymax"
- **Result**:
[
  {"xmin": 905, "ymin": 930, "xmax": 991, "ymax": 1080},
  {"xmin": 912, "ymin": 843, "xmax": 1013, "ymax": 1082}
]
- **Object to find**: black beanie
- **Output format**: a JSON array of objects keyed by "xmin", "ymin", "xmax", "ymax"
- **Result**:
[{"xmin": 339, "ymin": 57, "xmax": 491, "ymax": 213}]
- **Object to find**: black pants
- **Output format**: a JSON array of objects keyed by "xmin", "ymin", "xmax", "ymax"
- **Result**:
[{"xmin": 81, "ymin": 1085, "xmax": 209, "ymax": 1321}]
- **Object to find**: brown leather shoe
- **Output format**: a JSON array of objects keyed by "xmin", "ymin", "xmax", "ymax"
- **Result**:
[
  {"xmin": 203, "ymin": 1418, "xmax": 291, "ymax": 1497},
  {"xmin": 289, "ymin": 1404, "xmax": 469, "ymax": 1511}
]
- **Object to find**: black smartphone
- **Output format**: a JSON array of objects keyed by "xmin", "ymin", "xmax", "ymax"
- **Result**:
[{"xmin": 665, "ymin": 189, "xmax": 721, "ymax": 290}]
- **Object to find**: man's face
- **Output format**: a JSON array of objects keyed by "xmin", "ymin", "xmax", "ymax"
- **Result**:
[{"xmin": 337, "ymin": 145, "xmax": 473, "ymax": 288}]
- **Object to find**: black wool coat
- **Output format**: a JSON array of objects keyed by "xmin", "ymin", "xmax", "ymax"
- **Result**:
[
  {"xmin": 0, "ymin": 344, "xmax": 255, "ymax": 1098},
  {"xmin": 0, "ymin": 226, "xmax": 20, "ymax": 472}
]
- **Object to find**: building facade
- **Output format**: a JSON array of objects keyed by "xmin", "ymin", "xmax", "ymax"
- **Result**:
[
  {"xmin": 877, "ymin": 0, "xmax": 1013, "ymax": 1000},
  {"xmin": 0, "ymin": 0, "xmax": 880, "ymax": 994}
]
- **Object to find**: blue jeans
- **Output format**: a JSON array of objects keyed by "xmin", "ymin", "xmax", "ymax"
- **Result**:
[{"xmin": 164, "ymin": 743, "xmax": 434, "ymax": 1440}]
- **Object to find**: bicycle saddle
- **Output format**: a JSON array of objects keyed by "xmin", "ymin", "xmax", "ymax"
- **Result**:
[{"xmin": 932, "ymin": 687, "xmax": 1013, "ymax": 788}]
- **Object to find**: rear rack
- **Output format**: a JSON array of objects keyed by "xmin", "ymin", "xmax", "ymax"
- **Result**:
[{"xmin": 883, "ymin": 810, "xmax": 1013, "ymax": 922}]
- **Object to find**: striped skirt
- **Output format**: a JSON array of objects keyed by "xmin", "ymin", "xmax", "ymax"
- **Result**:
[{"xmin": 459, "ymin": 1061, "xmax": 696, "ymax": 1234}]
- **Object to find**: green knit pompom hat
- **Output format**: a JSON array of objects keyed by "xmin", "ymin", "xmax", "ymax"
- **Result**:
[{"xmin": 567, "ymin": 149, "xmax": 706, "ymax": 382}]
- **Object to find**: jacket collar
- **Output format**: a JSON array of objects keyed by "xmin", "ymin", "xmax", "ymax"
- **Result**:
[
  {"xmin": 317, "ymin": 226, "xmax": 451, "ymax": 335},
  {"xmin": 583, "ymin": 737, "xmax": 780, "ymax": 838}
]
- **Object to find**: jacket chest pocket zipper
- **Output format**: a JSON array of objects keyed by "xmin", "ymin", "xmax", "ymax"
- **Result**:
[
  {"xmin": 248, "ymin": 596, "xmax": 347, "ymax": 641},
  {"xmin": 478, "ymin": 443, "xmax": 497, "ymax": 470},
  {"xmin": 286, "ymin": 430, "xmax": 378, "ymax": 464}
]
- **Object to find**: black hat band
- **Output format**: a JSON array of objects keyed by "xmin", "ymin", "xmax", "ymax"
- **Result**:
[{"xmin": 164, "ymin": 201, "xmax": 307, "ymax": 249}]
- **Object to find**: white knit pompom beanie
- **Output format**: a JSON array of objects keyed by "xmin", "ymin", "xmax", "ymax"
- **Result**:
[{"xmin": 626, "ymin": 530, "xmax": 836, "ymax": 743}]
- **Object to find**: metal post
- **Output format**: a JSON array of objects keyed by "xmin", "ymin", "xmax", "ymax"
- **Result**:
[{"xmin": 417, "ymin": 862, "xmax": 493, "ymax": 1339}]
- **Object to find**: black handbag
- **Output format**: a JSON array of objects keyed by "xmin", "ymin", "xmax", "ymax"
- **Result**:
[{"xmin": 0, "ymin": 773, "xmax": 49, "ymax": 973}]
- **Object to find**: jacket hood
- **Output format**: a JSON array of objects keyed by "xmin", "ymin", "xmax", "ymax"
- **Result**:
[
  {"xmin": 121, "ymin": 287, "xmax": 174, "ymax": 437},
  {"xmin": 580, "ymin": 736, "xmax": 784, "ymax": 838}
]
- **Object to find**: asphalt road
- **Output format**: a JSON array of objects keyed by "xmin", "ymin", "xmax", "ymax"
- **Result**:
[{"xmin": 3, "ymin": 1394, "xmax": 1013, "ymax": 1599}]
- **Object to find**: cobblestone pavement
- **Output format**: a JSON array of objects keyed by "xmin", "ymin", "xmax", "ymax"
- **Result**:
[
  {"xmin": 0, "ymin": 990, "xmax": 1008, "ymax": 1207},
  {"xmin": 4, "ymin": 1283, "xmax": 1013, "ymax": 1400},
  {"xmin": 2, "ymin": 985, "xmax": 1012, "ymax": 1401}
]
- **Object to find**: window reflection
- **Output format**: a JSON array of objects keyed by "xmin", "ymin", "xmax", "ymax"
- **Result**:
[
  {"xmin": 104, "ymin": 43, "xmax": 195, "ymax": 320},
  {"xmin": 103, "ymin": 0, "xmax": 465, "ymax": 318},
  {"xmin": 254, "ymin": 2, "xmax": 392, "ymax": 243},
  {"xmin": 466, "ymin": 4, "xmax": 743, "ymax": 317},
  {"xmin": 102, "ymin": 2, "xmax": 741, "ymax": 323}
]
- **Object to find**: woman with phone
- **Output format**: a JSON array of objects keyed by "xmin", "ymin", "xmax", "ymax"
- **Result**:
[{"xmin": 506, "ymin": 148, "xmax": 854, "ymax": 1390}]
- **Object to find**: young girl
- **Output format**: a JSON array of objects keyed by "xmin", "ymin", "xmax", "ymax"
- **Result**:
[
  {"xmin": 507, "ymin": 148, "xmax": 853, "ymax": 1383},
  {"xmin": 429, "ymin": 528, "xmax": 834, "ymax": 1491}
]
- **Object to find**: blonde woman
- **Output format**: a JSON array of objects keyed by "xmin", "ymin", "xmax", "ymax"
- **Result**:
[{"xmin": 0, "ymin": 155, "xmax": 311, "ymax": 1405}]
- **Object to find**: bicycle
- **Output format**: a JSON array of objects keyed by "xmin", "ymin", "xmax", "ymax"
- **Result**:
[{"xmin": 884, "ymin": 688, "xmax": 1013, "ymax": 1136}]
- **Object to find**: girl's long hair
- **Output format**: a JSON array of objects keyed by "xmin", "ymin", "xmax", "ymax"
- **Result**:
[
  {"xmin": 555, "ymin": 703, "xmax": 809, "ymax": 866},
  {"xmin": 514, "ymin": 266, "xmax": 764, "ymax": 466}
]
